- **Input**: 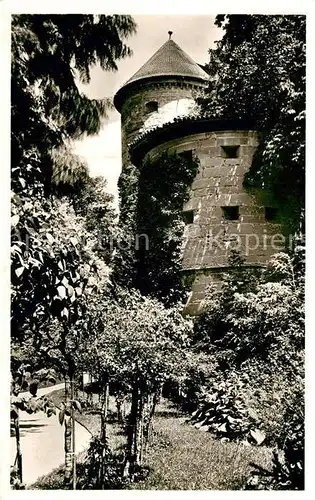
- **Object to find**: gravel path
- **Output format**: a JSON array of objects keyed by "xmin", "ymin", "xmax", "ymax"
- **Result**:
[{"xmin": 10, "ymin": 384, "xmax": 91, "ymax": 486}]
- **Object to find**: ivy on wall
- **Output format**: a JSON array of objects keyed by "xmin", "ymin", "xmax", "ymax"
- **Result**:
[
  {"xmin": 114, "ymin": 151, "xmax": 199, "ymax": 304},
  {"xmin": 134, "ymin": 151, "xmax": 200, "ymax": 306}
]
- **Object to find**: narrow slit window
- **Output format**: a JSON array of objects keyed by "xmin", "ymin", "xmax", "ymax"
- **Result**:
[
  {"xmin": 145, "ymin": 101, "xmax": 158, "ymax": 113},
  {"xmin": 265, "ymin": 207, "xmax": 278, "ymax": 221},
  {"xmin": 221, "ymin": 145, "xmax": 240, "ymax": 159},
  {"xmin": 183, "ymin": 210, "xmax": 194, "ymax": 224},
  {"xmin": 222, "ymin": 206, "xmax": 239, "ymax": 221},
  {"xmin": 179, "ymin": 150, "xmax": 193, "ymax": 162}
]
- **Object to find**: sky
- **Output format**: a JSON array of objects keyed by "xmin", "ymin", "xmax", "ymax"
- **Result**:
[{"xmin": 74, "ymin": 15, "xmax": 222, "ymax": 205}]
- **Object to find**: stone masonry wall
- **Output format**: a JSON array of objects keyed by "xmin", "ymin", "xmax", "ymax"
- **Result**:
[{"xmin": 144, "ymin": 130, "xmax": 287, "ymax": 314}]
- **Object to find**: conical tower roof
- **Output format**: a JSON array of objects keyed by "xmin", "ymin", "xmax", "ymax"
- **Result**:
[
  {"xmin": 114, "ymin": 35, "xmax": 209, "ymax": 111},
  {"xmin": 124, "ymin": 39, "xmax": 209, "ymax": 86}
]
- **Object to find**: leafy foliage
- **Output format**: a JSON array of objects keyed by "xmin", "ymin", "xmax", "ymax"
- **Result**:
[
  {"xmin": 178, "ymin": 248, "xmax": 304, "ymax": 477},
  {"xmin": 247, "ymin": 382, "xmax": 304, "ymax": 490},
  {"xmin": 189, "ymin": 375, "xmax": 264, "ymax": 445},
  {"xmin": 115, "ymin": 152, "xmax": 199, "ymax": 305},
  {"xmin": 11, "ymin": 13, "xmax": 134, "ymax": 380},
  {"xmin": 80, "ymin": 287, "xmax": 193, "ymax": 391},
  {"xmin": 77, "ymin": 436, "xmax": 127, "ymax": 489},
  {"xmin": 199, "ymin": 15, "xmax": 305, "ymax": 227}
]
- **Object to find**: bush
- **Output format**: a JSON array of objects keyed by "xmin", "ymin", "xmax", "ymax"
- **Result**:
[
  {"xmin": 188, "ymin": 374, "xmax": 266, "ymax": 445},
  {"xmin": 77, "ymin": 436, "xmax": 127, "ymax": 489},
  {"xmin": 247, "ymin": 385, "xmax": 304, "ymax": 490},
  {"xmin": 186, "ymin": 251, "xmax": 304, "ymax": 441}
]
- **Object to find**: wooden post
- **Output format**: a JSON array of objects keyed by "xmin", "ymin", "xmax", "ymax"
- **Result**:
[
  {"xmin": 135, "ymin": 384, "xmax": 144, "ymax": 467},
  {"xmin": 123, "ymin": 377, "xmax": 138, "ymax": 478}
]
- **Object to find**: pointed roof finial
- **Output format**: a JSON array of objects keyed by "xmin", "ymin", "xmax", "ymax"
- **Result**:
[{"xmin": 168, "ymin": 30, "xmax": 173, "ymax": 40}]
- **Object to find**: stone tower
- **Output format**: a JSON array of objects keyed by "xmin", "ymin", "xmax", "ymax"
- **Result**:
[{"xmin": 114, "ymin": 34, "xmax": 285, "ymax": 314}]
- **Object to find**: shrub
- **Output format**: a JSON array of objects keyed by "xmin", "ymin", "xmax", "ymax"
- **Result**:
[
  {"xmin": 188, "ymin": 374, "xmax": 266, "ymax": 445},
  {"xmin": 247, "ymin": 383, "xmax": 304, "ymax": 490},
  {"xmin": 77, "ymin": 436, "xmax": 127, "ymax": 489}
]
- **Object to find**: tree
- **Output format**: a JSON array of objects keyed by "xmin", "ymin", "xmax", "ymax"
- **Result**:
[
  {"xmin": 11, "ymin": 14, "xmax": 136, "ymax": 487},
  {"xmin": 79, "ymin": 287, "xmax": 194, "ymax": 483},
  {"xmin": 199, "ymin": 15, "xmax": 305, "ymax": 228}
]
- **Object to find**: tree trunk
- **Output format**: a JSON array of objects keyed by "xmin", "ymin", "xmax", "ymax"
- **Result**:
[
  {"xmin": 64, "ymin": 416, "xmax": 72, "ymax": 487},
  {"xmin": 135, "ymin": 383, "xmax": 144, "ymax": 467},
  {"xmin": 70, "ymin": 376, "xmax": 76, "ymax": 490},
  {"xmin": 14, "ymin": 415, "xmax": 23, "ymax": 485},
  {"xmin": 143, "ymin": 387, "xmax": 160, "ymax": 457},
  {"xmin": 123, "ymin": 377, "xmax": 138, "ymax": 478},
  {"xmin": 64, "ymin": 377, "xmax": 70, "ymax": 399},
  {"xmin": 101, "ymin": 380, "xmax": 109, "ymax": 488},
  {"xmin": 64, "ymin": 378, "xmax": 72, "ymax": 488},
  {"xmin": 115, "ymin": 392, "xmax": 124, "ymax": 423}
]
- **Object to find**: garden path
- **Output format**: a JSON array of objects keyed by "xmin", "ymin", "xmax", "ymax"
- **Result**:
[{"xmin": 10, "ymin": 383, "xmax": 91, "ymax": 486}]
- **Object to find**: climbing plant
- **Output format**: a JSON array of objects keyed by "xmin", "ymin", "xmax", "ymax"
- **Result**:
[{"xmin": 115, "ymin": 151, "xmax": 199, "ymax": 305}]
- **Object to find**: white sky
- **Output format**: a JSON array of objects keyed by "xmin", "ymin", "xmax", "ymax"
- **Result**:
[{"xmin": 74, "ymin": 15, "xmax": 222, "ymax": 204}]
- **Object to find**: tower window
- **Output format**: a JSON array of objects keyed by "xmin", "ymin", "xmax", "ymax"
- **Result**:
[
  {"xmin": 265, "ymin": 207, "xmax": 278, "ymax": 221},
  {"xmin": 145, "ymin": 101, "xmax": 158, "ymax": 113},
  {"xmin": 183, "ymin": 210, "xmax": 194, "ymax": 224},
  {"xmin": 221, "ymin": 145, "xmax": 240, "ymax": 159},
  {"xmin": 179, "ymin": 150, "xmax": 193, "ymax": 162},
  {"xmin": 222, "ymin": 206, "xmax": 239, "ymax": 220}
]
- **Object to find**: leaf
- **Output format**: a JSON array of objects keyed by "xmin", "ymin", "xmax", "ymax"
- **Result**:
[
  {"xmin": 29, "ymin": 381, "xmax": 38, "ymax": 397},
  {"xmin": 61, "ymin": 276, "xmax": 69, "ymax": 286},
  {"xmin": 58, "ymin": 408, "xmax": 65, "ymax": 425},
  {"xmin": 46, "ymin": 233, "xmax": 54, "ymax": 244},
  {"xmin": 61, "ymin": 307, "xmax": 69, "ymax": 320},
  {"xmin": 70, "ymin": 237, "xmax": 78, "ymax": 247},
  {"xmin": 15, "ymin": 267, "xmax": 24, "ymax": 278},
  {"xmin": 58, "ymin": 260, "xmax": 64, "ymax": 271},
  {"xmin": 217, "ymin": 423, "xmax": 227, "ymax": 433},
  {"xmin": 25, "ymin": 225, "xmax": 36, "ymax": 237},
  {"xmin": 75, "ymin": 286, "xmax": 82, "ymax": 296},
  {"xmin": 199, "ymin": 424, "xmax": 210, "ymax": 432},
  {"xmin": 29, "ymin": 397, "xmax": 37, "ymax": 412},
  {"xmin": 11, "ymin": 214, "xmax": 19, "ymax": 227},
  {"xmin": 72, "ymin": 400, "xmax": 82, "ymax": 413},
  {"xmin": 227, "ymin": 415, "xmax": 237, "ymax": 424},
  {"xmin": 57, "ymin": 285, "xmax": 66, "ymax": 299},
  {"xmin": 67, "ymin": 285, "xmax": 74, "ymax": 297},
  {"xmin": 250, "ymin": 429, "xmax": 266, "ymax": 445}
]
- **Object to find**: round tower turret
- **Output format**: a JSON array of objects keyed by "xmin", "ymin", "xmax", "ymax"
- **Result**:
[{"xmin": 114, "ymin": 34, "xmax": 209, "ymax": 173}]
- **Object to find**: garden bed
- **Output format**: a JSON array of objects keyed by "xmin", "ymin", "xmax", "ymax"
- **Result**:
[{"xmin": 31, "ymin": 393, "xmax": 272, "ymax": 490}]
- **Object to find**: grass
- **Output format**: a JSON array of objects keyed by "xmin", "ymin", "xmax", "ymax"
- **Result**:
[
  {"xmin": 129, "ymin": 402, "xmax": 273, "ymax": 490},
  {"xmin": 31, "ymin": 391, "xmax": 273, "ymax": 490}
]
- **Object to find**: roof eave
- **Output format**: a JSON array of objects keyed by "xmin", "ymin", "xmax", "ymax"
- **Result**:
[
  {"xmin": 129, "ymin": 117, "xmax": 256, "ymax": 166},
  {"xmin": 114, "ymin": 74, "xmax": 208, "ymax": 113}
]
